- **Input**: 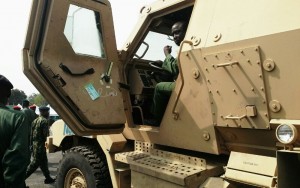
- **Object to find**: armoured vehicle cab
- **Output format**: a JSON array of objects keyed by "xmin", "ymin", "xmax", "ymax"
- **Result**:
[{"xmin": 23, "ymin": 0, "xmax": 300, "ymax": 187}]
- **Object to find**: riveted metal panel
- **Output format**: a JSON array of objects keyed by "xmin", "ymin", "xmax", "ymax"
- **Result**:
[{"xmin": 200, "ymin": 46, "xmax": 268, "ymax": 129}]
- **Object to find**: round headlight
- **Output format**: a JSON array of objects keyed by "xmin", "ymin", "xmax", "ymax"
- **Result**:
[{"xmin": 276, "ymin": 124, "xmax": 298, "ymax": 144}]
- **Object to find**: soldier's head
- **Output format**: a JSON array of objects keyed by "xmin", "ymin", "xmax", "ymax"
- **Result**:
[
  {"xmin": 171, "ymin": 21, "xmax": 188, "ymax": 46},
  {"xmin": 39, "ymin": 106, "xmax": 50, "ymax": 118},
  {"xmin": 22, "ymin": 99, "xmax": 30, "ymax": 108},
  {"xmin": 0, "ymin": 75, "xmax": 13, "ymax": 105}
]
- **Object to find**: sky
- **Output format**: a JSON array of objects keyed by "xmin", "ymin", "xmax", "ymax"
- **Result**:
[{"xmin": 0, "ymin": 0, "xmax": 155, "ymax": 96}]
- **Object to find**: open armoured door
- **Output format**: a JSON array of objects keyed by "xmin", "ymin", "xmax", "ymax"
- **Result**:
[{"xmin": 23, "ymin": 0, "xmax": 126, "ymax": 135}]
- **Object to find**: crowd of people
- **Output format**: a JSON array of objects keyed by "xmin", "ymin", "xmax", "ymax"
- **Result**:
[{"xmin": 0, "ymin": 75, "xmax": 55, "ymax": 188}]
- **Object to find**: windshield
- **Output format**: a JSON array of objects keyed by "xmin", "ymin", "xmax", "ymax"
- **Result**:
[{"xmin": 135, "ymin": 31, "xmax": 179, "ymax": 61}]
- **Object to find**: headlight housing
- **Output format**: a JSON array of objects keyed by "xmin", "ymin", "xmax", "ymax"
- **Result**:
[{"xmin": 276, "ymin": 124, "xmax": 298, "ymax": 144}]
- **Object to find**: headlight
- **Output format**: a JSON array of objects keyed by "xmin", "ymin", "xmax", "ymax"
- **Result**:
[{"xmin": 276, "ymin": 124, "xmax": 298, "ymax": 144}]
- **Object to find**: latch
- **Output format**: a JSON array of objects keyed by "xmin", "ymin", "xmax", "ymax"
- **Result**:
[
  {"xmin": 101, "ymin": 62, "xmax": 114, "ymax": 83},
  {"xmin": 43, "ymin": 65, "xmax": 66, "ymax": 87},
  {"xmin": 225, "ymin": 105, "xmax": 257, "ymax": 120}
]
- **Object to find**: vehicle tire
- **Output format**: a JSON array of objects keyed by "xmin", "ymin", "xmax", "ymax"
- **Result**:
[{"xmin": 56, "ymin": 145, "xmax": 112, "ymax": 188}]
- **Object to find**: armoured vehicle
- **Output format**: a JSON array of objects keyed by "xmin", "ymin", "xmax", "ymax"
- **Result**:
[{"xmin": 23, "ymin": 0, "xmax": 300, "ymax": 187}]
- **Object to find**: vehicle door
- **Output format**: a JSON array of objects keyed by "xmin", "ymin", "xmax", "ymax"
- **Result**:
[{"xmin": 23, "ymin": 0, "xmax": 126, "ymax": 135}]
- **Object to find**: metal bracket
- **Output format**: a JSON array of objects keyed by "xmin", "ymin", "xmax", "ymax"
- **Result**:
[{"xmin": 101, "ymin": 62, "xmax": 114, "ymax": 82}]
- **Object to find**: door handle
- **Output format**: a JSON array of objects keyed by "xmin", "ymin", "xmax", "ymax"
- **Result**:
[
  {"xmin": 216, "ymin": 61, "xmax": 239, "ymax": 68},
  {"xmin": 59, "ymin": 63, "xmax": 94, "ymax": 76},
  {"xmin": 225, "ymin": 114, "xmax": 247, "ymax": 120}
]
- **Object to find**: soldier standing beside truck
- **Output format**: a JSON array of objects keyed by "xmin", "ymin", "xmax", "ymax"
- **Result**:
[
  {"xmin": 25, "ymin": 106, "xmax": 55, "ymax": 184},
  {"xmin": 0, "ymin": 75, "xmax": 30, "ymax": 188}
]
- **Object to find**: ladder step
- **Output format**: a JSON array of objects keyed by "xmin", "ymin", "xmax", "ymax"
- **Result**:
[{"xmin": 115, "ymin": 149, "xmax": 206, "ymax": 186}]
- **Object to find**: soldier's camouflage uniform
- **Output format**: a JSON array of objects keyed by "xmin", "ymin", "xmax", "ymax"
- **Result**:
[
  {"xmin": 151, "ymin": 54, "xmax": 178, "ymax": 122},
  {"xmin": 25, "ymin": 116, "xmax": 51, "ymax": 180},
  {"xmin": 22, "ymin": 107, "xmax": 38, "ymax": 150}
]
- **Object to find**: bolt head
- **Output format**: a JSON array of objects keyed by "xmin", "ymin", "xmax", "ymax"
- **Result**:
[{"xmin": 203, "ymin": 132, "xmax": 210, "ymax": 141}]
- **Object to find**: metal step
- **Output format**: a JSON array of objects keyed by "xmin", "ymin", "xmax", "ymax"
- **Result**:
[{"xmin": 115, "ymin": 141, "xmax": 208, "ymax": 187}]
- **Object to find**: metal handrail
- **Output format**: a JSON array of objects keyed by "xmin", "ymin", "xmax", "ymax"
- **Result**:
[{"xmin": 172, "ymin": 40, "xmax": 193, "ymax": 120}]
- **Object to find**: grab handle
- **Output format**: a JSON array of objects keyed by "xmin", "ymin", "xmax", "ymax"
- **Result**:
[
  {"xmin": 216, "ymin": 61, "xmax": 239, "ymax": 68},
  {"xmin": 59, "ymin": 63, "xmax": 94, "ymax": 76},
  {"xmin": 172, "ymin": 40, "xmax": 193, "ymax": 120}
]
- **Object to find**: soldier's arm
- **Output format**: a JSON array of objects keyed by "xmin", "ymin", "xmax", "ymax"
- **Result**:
[
  {"xmin": 162, "ymin": 54, "xmax": 179, "ymax": 76},
  {"xmin": 41, "ymin": 119, "xmax": 49, "ymax": 141},
  {"xmin": 2, "ymin": 114, "xmax": 30, "ymax": 186}
]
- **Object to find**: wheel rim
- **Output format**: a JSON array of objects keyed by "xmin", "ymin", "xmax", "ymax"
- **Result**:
[{"xmin": 65, "ymin": 168, "xmax": 87, "ymax": 188}]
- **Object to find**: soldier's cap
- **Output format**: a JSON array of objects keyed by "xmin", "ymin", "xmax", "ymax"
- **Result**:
[
  {"xmin": 39, "ymin": 106, "xmax": 50, "ymax": 111},
  {"xmin": 0, "ymin": 75, "xmax": 13, "ymax": 90},
  {"xmin": 29, "ymin": 105, "xmax": 36, "ymax": 110},
  {"xmin": 13, "ymin": 106, "xmax": 21, "ymax": 110}
]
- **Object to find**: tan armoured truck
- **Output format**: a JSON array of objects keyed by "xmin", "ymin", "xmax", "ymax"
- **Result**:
[{"xmin": 23, "ymin": 0, "xmax": 300, "ymax": 187}]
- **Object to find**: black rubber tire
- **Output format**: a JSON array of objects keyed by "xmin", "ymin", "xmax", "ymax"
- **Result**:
[{"xmin": 56, "ymin": 145, "xmax": 112, "ymax": 188}]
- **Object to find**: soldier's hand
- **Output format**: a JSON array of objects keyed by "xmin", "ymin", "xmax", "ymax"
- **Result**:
[{"xmin": 164, "ymin": 45, "xmax": 172, "ymax": 57}]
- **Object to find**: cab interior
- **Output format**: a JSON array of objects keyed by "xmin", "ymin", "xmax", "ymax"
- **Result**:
[{"xmin": 125, "ymin": 6, "xmax": 193, "ymax": 126}]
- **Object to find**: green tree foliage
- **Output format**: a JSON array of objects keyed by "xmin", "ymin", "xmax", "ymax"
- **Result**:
[
  {"xmin": 28, "ymin": 93, "xmax": 38, "ymax": 104},
  {"xmin": 8, "ymin": 89, "xmax": 27, "ymax": 105},
  {"xmin": 28, "ymin": 93, "xmax": 48, "ymax": 107}
]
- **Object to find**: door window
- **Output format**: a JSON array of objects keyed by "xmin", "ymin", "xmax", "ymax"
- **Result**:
[{"xmin": 64, "ymin": 4, "xmax": 106, "ymax": 58}]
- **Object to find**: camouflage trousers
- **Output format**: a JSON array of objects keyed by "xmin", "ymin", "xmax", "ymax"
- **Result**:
[{"xmin": 25, "ymin": 142, "xmax": 51, "ymax": 179}]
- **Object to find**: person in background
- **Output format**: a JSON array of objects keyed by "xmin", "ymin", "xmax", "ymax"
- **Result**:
[
  {"xmin": 29, "ymin": 105, "xmax": 37, "ymax": 112},
  {"xmin": 25, "ymin": 106, "xmax": 55, "ymax": 184},
  {"xmin": 0, "ymin": 74, "xmax": 30, "ymax": 188},
  {"xmin": 29, "ymin": 105, "xmax": 38, "ymax": 119},
  {"xmin": 22, "ymin": 100, "xmax": 38, "ymax": 125}
]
